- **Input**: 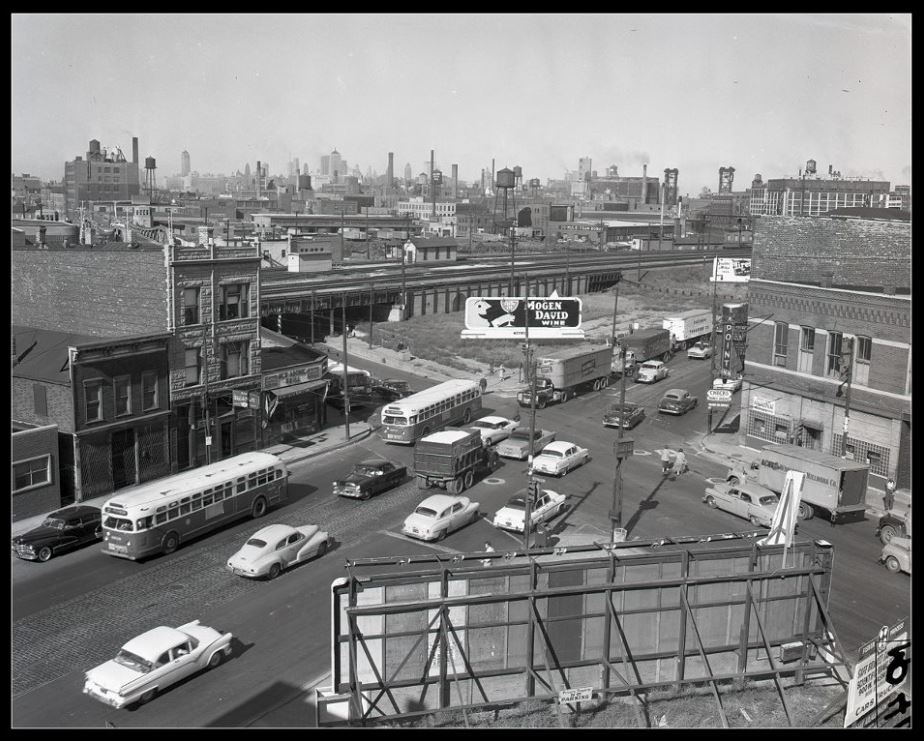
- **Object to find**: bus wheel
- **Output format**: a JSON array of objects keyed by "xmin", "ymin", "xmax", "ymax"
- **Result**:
[
  {"xmin": 462, "ymin": 408, "xmax": 472, "ymax": 424},
  {"xmin": 162, "ymin": 533, "xmax": 179, "ymax": 555},
  {"xmin": 464, "ymin": 471, "xmax": 474, "ymax": 490},
  {"xmin": 422, "ymin": 427, "xmax": 431, "ymax": 439},
  {"xmin": 798, "ymin": 502, "xmax": 815, "ymax": 521},
  {"xmin": 252, "ymin": 496, "xmax": 268, "ymax": 519}
]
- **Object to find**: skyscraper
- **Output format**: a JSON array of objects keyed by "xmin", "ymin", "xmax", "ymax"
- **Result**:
[
  {"xmin": 404, "ymin": 163, "xmax": 412, "ymax": 183},
  {"xmin": 181, "ymin": 150, "xmax": 190, "ymax": 177}
]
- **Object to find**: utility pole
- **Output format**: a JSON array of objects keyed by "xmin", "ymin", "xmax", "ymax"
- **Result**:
[
  {"xmin": 202, "ymin": 324, "xmax": 211, "ymax": 465},
  {"xmin": 837, "ymin": 337, "xmax": 854, "ymax": 458},
  {"xmin": 310, "ymin": 290, "xmax": 315, "ymax": 345},
  {"xmin": 508, "ymin": 226, "xmax": 516, "ymax": 295},
  {"xmin": 609, "ymin": 272, "xmax": 629, "ymax": 543},
  {"xmin": 707, "ymin": 220, "xmax": 719, "ymax": 434},
  {"xmin": 341, "ymin": 297, "xmax": 351, "ymax": 440},
  {"xmin": 521, "ymin": 276, "xmax": 538, "ymax": 552},
  {"xmin": 368, "ymin": 282, "xmax": 374, "ymax": 349}
]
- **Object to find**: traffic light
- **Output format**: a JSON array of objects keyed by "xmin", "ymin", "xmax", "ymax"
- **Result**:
[{"xmin": 527, "ymin": 479, "xmax": 540, "ymax": 499}]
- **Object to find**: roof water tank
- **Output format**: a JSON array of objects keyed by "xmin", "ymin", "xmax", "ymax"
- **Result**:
[{"xmin": 496, "ymin": 168, "xmax": 515, "ymax": 188}]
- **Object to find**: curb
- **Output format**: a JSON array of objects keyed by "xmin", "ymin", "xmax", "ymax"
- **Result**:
[{"xmin": 278, "ymin": 426, "xmax": 373, "ymax": 466}]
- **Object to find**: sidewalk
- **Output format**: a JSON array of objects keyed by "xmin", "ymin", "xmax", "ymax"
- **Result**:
[{"xmin": 10, "ymin": 422, "xmax": 372, "ymax": 540}]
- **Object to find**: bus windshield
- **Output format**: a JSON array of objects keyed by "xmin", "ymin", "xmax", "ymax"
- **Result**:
[
  {"xmin": 105, "ymin": 516, "xmax": 134, "ymax": 531},
  {"xmin": 382, "ymin": 415, "xmax": 409, "ymax": 426}
]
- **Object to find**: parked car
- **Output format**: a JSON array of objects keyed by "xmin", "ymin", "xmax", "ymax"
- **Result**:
[
  {"xmin": 11, "ymin": 505, "xmax": 102, "ymax": 562},
  {"xmin": 658, "ymin": 388, "xmax": 699, "ymax": 415},
  {"xmin": 531, "ymin": 441, "xmax": 589, "ymax": 477},
  {"xmin": 876, "ymin": 509, "xmax": 912, "ymax": 545},
  {"xmin": 636, "ymin": 360, "xmax": 670, "ymax": 384},
  {"xmin": 713, "ymin": 376, "xmax": 743, "ymax": 393},
  {"xmin": 496, "ymin": 428, "xmax": 557, "ymax": 460},
  {"xmin": 369, "ymin": 384, "xmax": 405, "ymax": 403},
  {"xmin": 401, "ymin": 494, "xmax": 480, "ymax": 541},
  {"xmin": 602, "ymin": 402, "xmax": 645, "ymax": 430},
  {"xmin": 687, "ymin": 342, "xmax": 713, "ymax": 359},
  {"xmin": 880, "ymin": 536, "xmax": 911, "ymax": 574},
  {"xmin": 83, "ymin": 620, "xmax": 233, "ymax": 709},
  {"xmin": 333, "ymin": 459, "xmax": 407, "ymax": 500},
  {"xmin": 468, "ymin": 415, "xmax": 520, "ymax": 445},
  {"xmin": 703, "ymin": 481, "xmax": 780, "ymax": 527},
  {"xmin": 493, "ymin": 488, "xmax": 567, "ymax": 533},
  {"xmin": 226, "ymin": 523, "xmax": 329, "ymax": 579},
  {"xmin": 380, "ymin": 378, "xmax": 411, "ymax": 395}
]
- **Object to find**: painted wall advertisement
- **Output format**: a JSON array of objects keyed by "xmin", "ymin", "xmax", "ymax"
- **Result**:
[{"xmin": 710, "ymin": 257, "xmax": 751, "ymax": 282}]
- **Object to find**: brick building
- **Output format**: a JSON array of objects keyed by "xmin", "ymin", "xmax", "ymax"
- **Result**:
[
  {"xmin": 63, "ymin": 137, "xmax": 142, "ymax": 219},
  {"xmin": 12, "ymin": 423, "xmax": 62, "ymax": 520},
  {"xmin": 739, "ymin": 214, "xmax": 911, "ymax": 488}
]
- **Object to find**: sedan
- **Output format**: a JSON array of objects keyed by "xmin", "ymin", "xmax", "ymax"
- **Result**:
[
  {"xmin": 602, "ymin": 402, "xmax": 645, "ymax": 429},
  {"xmin": 469, "ymin": 415, "xmax": 520, "ymax": 445},
  {"xmin": 402, "ymin": 494, "xmax": 480, "ymax": 541},
  {"xmin": 703, "ymin": 481, "xmax": 780, "ymax": 527},
  {"xmin": 493, "ymin": 488, "xmax": 567, "ymax": 533},
  {"xmin": 333, "ymin": 459, "xmax": 407, "ymax": 500},
  {"xmin": 83, "ymin": 620, "xmax": 233, "ymax": 709},
  {"xmin": 531, "ymin": 441, "xmax": 589, "ymax": 477},
  {"xmin": 687, "ymin": 342, "xmax": 713, "ymax": 359},
  {"xmin": 496, "ymin": 428, "xmax": 556, "ymax": 460},
  {"xmin": 227, "ymin": 523, "xmax": 330, "ymax": 580},
  {"xmin": 880, "ymin": 537, "xmax": 911, "ymax": 574},
  {"xmin": 636, "ymin": 360, "xmax": 670, "ymax": 384},
  {"xmin": 658, "ymin": 388, "xmax": 699, "ymax": 415},
  {"xmin": 11, "ymin": 505, "xmax": 102, "ymax": 562},
  {"xmin": 713, "ymin": 376, "xmax": 743, "ymax": 393}
]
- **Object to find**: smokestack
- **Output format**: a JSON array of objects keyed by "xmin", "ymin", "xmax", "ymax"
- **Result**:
[
  {"xmin": 132, "ymin": 137, "xmax": 138, "ymax": 164},
  {"xmin": 481, "ymin": 168, "xmax": 485, "ymax": 193},
  {"xmin": 256, "ymin": 160, "xmax": 261, "ymax": 197},
  {"xmin": 492, "ymin": 159, "xmax": 495, "ymax": 190},
  {"xmin": 452, "ymin": 164, "xmax": 458, "ymax": 198},
  {"xmin": 642, "ymin": 164, "xmax": 648, "ymax": 205},
  {"xmin": 387, "ymin": 152, "xmax": 394, "ymax": 194}
]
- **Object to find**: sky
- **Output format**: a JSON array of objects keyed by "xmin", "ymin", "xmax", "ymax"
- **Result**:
[{"xmin": 11, "ymin": 13, "xmax": 912, "ymax": 196}]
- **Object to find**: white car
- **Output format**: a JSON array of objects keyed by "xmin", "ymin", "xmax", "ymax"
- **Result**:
[
  {"xmin": 493, "ymin": 488, "xmax": 567, "ymax": 533},
  {"xmin": 713, "ymin": 376, "xmax": 743, "ymax": 393},
  {"xmin": 468, "ymin": 415, "xmax": 520, "ymax": 445},
  {"xmin": 83, "ymin": 620, "xmax": 233, "ymax": 709},
  {"xmin": 402, "ymin": 494, "xmax": 480, "ymax": 541},
  {"xmin": 636, "ymin": 360, "xmax": 670, "ymax": 383},
  {"xmin": 687, "ymin": 342, "xmax": 713, "ymax": 359},
  {"xmin": 227, "ymin": 523, "xmax": 330, "ymax": 580},
  {"xmin": 531, "ymin": 441, "xmax": 589, "ymax": 476},
  {"xmin": 703, "ymin": 481, "xmax": 780, "ymax": 527}
]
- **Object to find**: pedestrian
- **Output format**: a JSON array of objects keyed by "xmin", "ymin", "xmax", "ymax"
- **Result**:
[
  {"xmin": 481, "ymin": 541, "xmax": 495, "ymax": 567},
  {"xmin": 479, "ymin": 376, "xmax": 487, "ymax": 394},
  {"xmin": 497, "ymin": 364, "xmax": 507, "ymax": 381},
  {"xmin": 671, "ymin": 448, "xmax": 688, "ymax": 479},
  {"xmin": 660, "ymin": 447, "xmax": 674, "ymax": 475},
  {"xmin": 884, "ymin": 478, "xmax": 897, "ymax": 512}
]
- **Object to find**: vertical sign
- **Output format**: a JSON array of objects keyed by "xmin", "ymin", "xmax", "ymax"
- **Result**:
[
  {"xmin": 844, "ymin": 619, "xmax": 911, "ymax": 727},
  {"xmin": 721, "ymin": 323, "xmax": 733, "ymax": 379}
]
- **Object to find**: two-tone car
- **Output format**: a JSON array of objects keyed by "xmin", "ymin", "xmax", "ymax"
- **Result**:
[
  {"xmin": 496, "ymin": 428, "xmax": 556, "ymax": 460},
  {"xmin": 657, "ymin": 388, "xmax": 698, "ymax": 415},
  {"xmin": 83, "ymin": 620, "xmax": 233, "ymax": 709},
  {"xmin": 880, "ymin": 536, "xmax": 911, "ymax": 574},
  {"xmin": 468, "ymin": 415, "xmax": 520, "ymax": 445},
  {"xmin": 713, "ymin": 376, "xmax": 743, "ymax": 393},
  {"xmin": 11, "ymin": 505, "xmax": 102, "ymax": 562},
  {"xmin": 686, "ymin": 342, "xmax": 713, "ymax": 359},
  {"xmin": 401, "ymin": 494, "xmax": 480, "ymax": 541},
  {"xmin": 492, "ymin": 488, "xmax": 567, "ymax": 533},
  {"xmin": 602, "ymin": 402, "xmax": 645, "ymax": 430},
  {"xmin": 531, "ymin": 441, "xmax": 589, "ymax": 477},
  {"xmin": 226, "ymin": 523, "xmax": 330, "ymax": 580},
  {"xmin": 636, "ymin": 360, "xmax": 669, "ymax": 384},
  {"xmin": 333, "ymin": 459, "xmax": 407, "ymax": 500},
  {"xmin": 703, "ymin": 481, "xmax": 780, "ymax": 527}
]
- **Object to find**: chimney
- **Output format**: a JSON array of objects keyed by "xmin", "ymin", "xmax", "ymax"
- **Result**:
[
  {"xmin": 387, "ymin": 152, "xmax": 394, "ymax": 194},
  {"xmin": 642, "ymin": 164, "xmax": 648, "ymax": 205},
  {"xmin": 452, "ymin": 164, "xmax": 458, "ymax": 198},
  {"xmin": 256, "ymin": 160, "xmax": 261, "ymax": 197},
  {"xmin": 132, "ymin": 137, "xmax": 139, "ymax": 164}
]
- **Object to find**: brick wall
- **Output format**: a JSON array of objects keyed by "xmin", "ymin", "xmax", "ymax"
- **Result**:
[
  {"xmin": 72, "ymin": 351, "xmax": 169, "ymax": 430},
  {"xmin": 12, "ymin": 379, "xmax": 74, "ymax": 433},
  {"xmin": 11, "ymin": 248, "xmax": 168, "ymax": 337},
  {"xmin": 12, "ymin": 425, "xmax": 62, "ymax": 520},
  {"xmin": 752, "ymin": 216, "xmax": 911, "ymax": 290}
]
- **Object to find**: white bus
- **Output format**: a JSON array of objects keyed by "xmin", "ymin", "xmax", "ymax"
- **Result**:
[
  {"xmin": 379, "ymin": 379, "xmax": 482, "ymax": 444},
  {"xmin": 100, "ymin": 452, "xmax": 289, "ymax": 560}
]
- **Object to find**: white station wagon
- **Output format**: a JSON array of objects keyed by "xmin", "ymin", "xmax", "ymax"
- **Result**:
[{"xmin": 83, "ymin": 620, "xmax": 232, "ymax": 709}]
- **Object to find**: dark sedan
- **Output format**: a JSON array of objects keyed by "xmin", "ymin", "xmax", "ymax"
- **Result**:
[
  {"xmin": 602, "ymin": 402, "xmax": 646, "ymax": 429},
  {"xmin": 657, "ymin": 388, "xmax": 699, "ymax": 416},
  {"xmin": 11, "ymin": 505, "xmax": 102, "ymax": 562},
  {"xmin": 333, "ymin": 459, "xmax": 408, "ymax": 500}
]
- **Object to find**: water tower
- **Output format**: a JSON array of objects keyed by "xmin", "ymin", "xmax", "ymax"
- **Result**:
[
  {"xmin": 144, "ymin": 156, "xmax": 157, "ymax": 200},
  {"xmin": 494, "ymin": 167, "xmax": 516, "ymax": 234}
]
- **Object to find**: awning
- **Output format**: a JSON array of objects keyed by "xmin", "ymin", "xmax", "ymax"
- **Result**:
[{"xmin": 267, "ymin": 379, "xmax": 328, "ymax": 399}]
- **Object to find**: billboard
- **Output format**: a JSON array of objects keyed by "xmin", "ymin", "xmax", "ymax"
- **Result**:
[
  {"xmin": 461, "ymin": 296, "xmax": 584, "ymax": 339},
  {"xmin": 549, "ymin": 205, "xmax": 571, "ymax": 222},
  {"xmin": 710, "ymin": 257, "xmax": 751, "ymax": 282}
]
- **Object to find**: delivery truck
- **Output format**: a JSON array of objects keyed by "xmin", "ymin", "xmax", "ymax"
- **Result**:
[
  {"xmin": 414, "ymin": 429, "xmax": 498, "ymax": 494},
  {"xmin": 620, "ymin": 327, "xmax": 673, "ymax": 368},
  {"xmin": 727, "ymin": 443, "xmax": 870, "ymax": 523},
  {"xmin": 662, "ymin": 309, "xmax": 713, "ymax": 351},
  {"xmin": 517, "ymin": 344, "xmax": 614, "ymax": 408}
]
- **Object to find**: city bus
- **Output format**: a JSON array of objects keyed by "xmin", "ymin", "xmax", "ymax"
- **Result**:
[
  {"xmin": 100, "ymin": 452, "xmax": 289, "ymax": 560},
  {"xmin": 379, "ymin": 379, "xmax": 482, "ymax": 444}
]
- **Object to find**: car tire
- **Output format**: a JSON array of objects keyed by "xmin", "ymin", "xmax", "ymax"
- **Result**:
[
  {"xmin": 162, "ymin": 533, "xmax": 179, "ymax": 555},
  {"xmin": 797, "ymin": 502, "xmax": 815, "ymax": 521},
  {"xmin": 37, "ymin": 546, "xmax": 53, "ymax": 562},
  {"xmin": 436, "ymin": 529, "xmax": 447, "ymax": 542},
  {"xmin": 252, "ymin": 496, "xmax": 268, "ymax": 519},
  {"xmin": 463, "ymin": 471, "xmax": 474, "ymax": 490},
  {"xmin": 727, "ymin": 476, "xmax": 741, "ymax": 486},
  {"xmin": 360, "ymin": 490, "xmax": 371, "ymax": 501},
  {"xmin": 537, "ymin": 398, "xmax": 547, "ymax": 409},
  {"xmin": 879, "ymin": 524, "xmax": 898, "ymax": 545},
  {"xmin": 268, "ymin": 563, "xmax": 282, "ymax": 580},
  {"xmin": 208, "ymin": 651, "xmax": 224, "ymax": 669},
  {"xmin": 884, "ymin": 556, "xmax": 901, "ymax": 573},
  {"xmin": 705, "ymin": 496, "xmax": 717, "ymax": 508},
  {"xmin": 94, "ymin": 525, "xmax": 103, "ymax": 539},
  {"xmin": 138, "ymin": 688, "xmax": 157, "ymax": 706},
  {"xmin": 749, "ymin": 515, "xmax": 761, "ymax": 527}
]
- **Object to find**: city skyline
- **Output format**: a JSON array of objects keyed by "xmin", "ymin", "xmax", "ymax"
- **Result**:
[{"xmin": 12, "ymin": 13, "xmax": 912, "ymax": 193}]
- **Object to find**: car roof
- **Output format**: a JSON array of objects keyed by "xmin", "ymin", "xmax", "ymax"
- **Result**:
[
  {"xmin": 641, "ymin": 360, "xmax": 662, "ymax": 366},
  {"xmin": 248, "ymin": 523, "xmax": 296, "ymax": 541},
  {"xmin": 418, "ymin": 494, "xmax": 468, "ymax": 510},
  {"xmin": 49, "ymin": 505, "xmax": 100, "ymax": 518},
  {"xmin": 358, "ymin": 459, "xmax": 389, "ymax": 467},
  {"xmin": 664, "ymin": 388, "xmax": 686, "ymax": 395},
  {"xmin": 539, "ymin": 441, "xmax": 574, "ymax": 453},
  {"xmin": 475, "ymin": 415, "xmax": 509, "ymax": 425},
  {"xmin": 122, "ymin": 626, "xmax": 192, "ymax": 661}
]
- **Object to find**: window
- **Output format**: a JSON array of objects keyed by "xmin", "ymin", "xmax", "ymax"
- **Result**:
[
  {"xmin": 773, "ymin": 322, "xmax": 788, "ymax": 366},
  {"xmin": 856, "ymin": 336, "xmax": 872, "ymax": 363},
  {"xmin": 219, "ymin": 283, "xmax": 249, "ymax": 320},
  {"xmin": 33, "ymin": 384, "xmax": 47, "ymax": 417},
  {"xmin": 826, "ymin": 331, "xmax": 843, "ymax": 377},
  {"xmin": 13, "ymin": 455, "xmax": 50, "ymax": 492},
  {"xmin": 114, "ymin": 375, "xmax": 131, "ymax": 416},
  {"xmin": 142, "ymin": 372, "xmax": 158, "ymax": 411},
  {"xmin": 800, "ymin": 327, "xmax": 815, "ymax": 352},
  {"xmin": 85, "ymin": 380, "xmax": 104, "ymax": 422},
  {"xmin": 222, "ymin": 341, "xmax": 249, "ymax": 379},
  {"xmin": 185, "ymin": 348, "xmax": 201, "ymax": 387},
  {"xmin": 183, "ymin": 287, "xmax": 200, "ymax": 325}
]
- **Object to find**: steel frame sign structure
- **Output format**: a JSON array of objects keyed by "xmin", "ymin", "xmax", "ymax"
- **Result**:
[{"xmin": 317, "ymin": 536, "xmax": 852, "ymax": 727}]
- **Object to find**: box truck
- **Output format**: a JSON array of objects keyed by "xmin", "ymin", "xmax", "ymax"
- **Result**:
[
  {"xmin": 517, "ymin": 345, "xmax": 614, "ymax": 408},
  {"xmin": 619, "ymin": 328, "xmax": 673, "ymax": 368},
  {"xmin": 662, "ymin": 309, "xmax": 713, "ymax": 351},
  {"xmin": 414, "ymin": 429, "xmax": 498, "ymax": 494},
  {"xmin": 727, "ymin": 444, "xmax": 870, "ymax": 523}
]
